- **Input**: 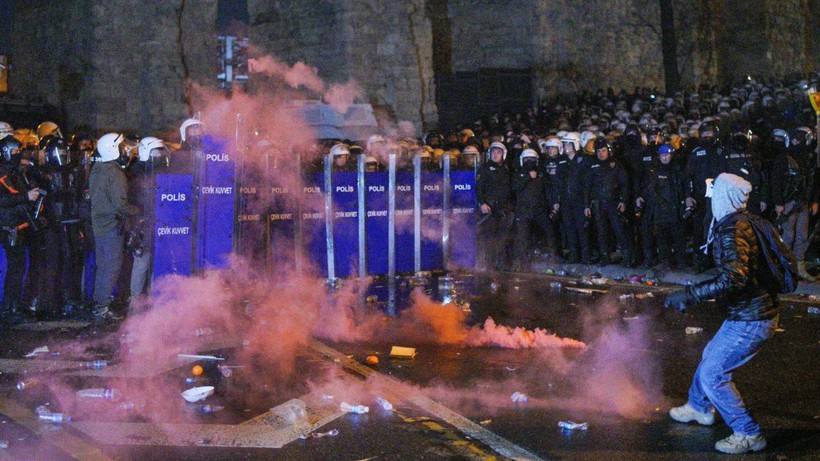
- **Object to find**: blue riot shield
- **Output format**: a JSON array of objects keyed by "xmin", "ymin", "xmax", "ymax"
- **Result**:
[
  {"xmin": 395, "ymin": 170, "xmax": 415, "ymax": 273},
  {"xmin": 303, "ymin": 172, "xmax": 327, "ymax": 277},
  {"xmin": 449, "ymin": 170, "xmax": 477, "ymax": 269},
  {"xmin": 152, "ymin": 173, "xmax": 195, "ymax": 279},
  {"xmin": 330, "ymin": 171, "xmax": 359, "ymax": 278},
  {"xmin": 236, "ymin": 165, "xmax": 267, "ymax": 263},
  {"xmin": 196, "ymin": 136, "xmax": 235, "ymax": 270},
  {"xmin": 365, "ymin": 172, "xmax": 389, "ymax": 275},
  {"xmin": 268, "ymin": 166, "xmax": 298, "ymax": 273},
  {"xmin": 420, "ymin": 171, "xmax": 444, "ymax": 271}
]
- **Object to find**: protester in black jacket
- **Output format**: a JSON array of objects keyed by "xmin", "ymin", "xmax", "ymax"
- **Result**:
[{"xmin": 665, "ymin": 173, "xmax": 782, "ymax": 455}]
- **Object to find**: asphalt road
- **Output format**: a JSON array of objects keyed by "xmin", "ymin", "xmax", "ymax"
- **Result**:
[{"xmin": 0, "ymin": 270, "xmax": 817, "ymax": 460}]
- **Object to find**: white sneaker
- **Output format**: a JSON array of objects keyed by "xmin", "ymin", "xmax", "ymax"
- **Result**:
[
  {"xmin": 669, "ymin": 403, "xmax": 715, "ymax": 425},
  {"xmin": 715, "ymin": 432, "xmax": 766, "ymax": 454}
]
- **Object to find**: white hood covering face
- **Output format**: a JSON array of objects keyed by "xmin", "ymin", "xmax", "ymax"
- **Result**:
[{"xmin": 711, "ymin": 173, "xmax": 752, "ymax": 221}]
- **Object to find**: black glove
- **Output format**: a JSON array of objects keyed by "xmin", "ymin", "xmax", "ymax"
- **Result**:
[{"xmin": 664, "ymin": 289, "xmax": 690, "ymax": 312}]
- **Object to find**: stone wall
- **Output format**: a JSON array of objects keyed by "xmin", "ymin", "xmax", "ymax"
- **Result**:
[
  {"xmin": 10, "ymin": 0, "xmax": 216, "ymax": 136},
  {"xmin": 8, "ymin": 0, "xmax": 816, "ymax": 134}
]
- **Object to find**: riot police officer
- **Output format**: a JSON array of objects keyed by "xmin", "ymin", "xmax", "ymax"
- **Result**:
[
  {"xmin": 476, "ymin": 142, "xmax": 513, "ymax": 270},
  {"xmin": 89, "ymin": 133, "xmax": 139, "ymax": 321},
  {"xmin": 586, "ymin": 138, "xmax": 635, "ymax": 266},
  {"xmin": 770, "ymin": 128, "xmax": 817, "ymax": 281},
  {"xmin": 639, "ymin": 144, "xmax": 688, "ymax": 268},
  {"xmin": 511, "ymin": 148, "xmax": 551, "ymax": 270},
  {"xmin": 554, "ymin": 132, "xmax": 592, "ymax": 264},
  {"xmin": 685, "ymin": 121, "xmax": 723, "ymax": 271},
  {"xmin": 0, "ymin": 137, "xmax": 42, "ymax": 324}
]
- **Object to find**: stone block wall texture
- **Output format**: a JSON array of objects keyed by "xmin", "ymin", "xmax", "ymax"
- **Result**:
[{"xmin": 8, "ymin": 0, "xmax": 817, "ymax": 134}]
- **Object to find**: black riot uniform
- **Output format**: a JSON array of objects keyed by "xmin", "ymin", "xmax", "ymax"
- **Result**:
[
  {"xmin": 0, "ymin": 137, "xmax": 40, "ymax": 322},
  {"xmin": 640, "ymin": 146, "xmax": 688, "ymax": 268},
  {"xmin": 685, "ymin": 126, "xmax": 723, "ymax": 269},
  {"xmin": 31, "ymin": 136, "xmax": 84, "ymax": 318},
  {"xmin": 541, "ymin": 149, "xmax": 563, "ymax": 257},
  {"xmin": 587, "ymin": 140, "xmax": 635, "ymax": 266},
  {"xmin": 511, "ymin": 151, "xmax": 552, "ymax": 270},
  {"xmin": 554, "ymin": 151, "xmax": 592, "ymax": 263},
  {"xmin": 476, "ymin": 148, "xmax": 513, "ymax": 270}
]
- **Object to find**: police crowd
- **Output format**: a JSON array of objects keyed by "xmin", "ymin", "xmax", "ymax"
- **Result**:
[{"xmin": 0, "ymin": 74, "xmax": 818, "ymax": 325}]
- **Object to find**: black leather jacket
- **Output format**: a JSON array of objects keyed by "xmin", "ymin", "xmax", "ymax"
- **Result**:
[{"xmin": 688, "ymin": 211, "xmax": 780, "ymax": 321}]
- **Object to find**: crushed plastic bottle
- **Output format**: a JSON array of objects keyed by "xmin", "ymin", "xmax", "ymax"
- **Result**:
[
  {"xmin": 558, "ymin": 421, "xmax": 588, "ymax": 431},
  {"xmin": 619, "ymin": 293, "xmax": 635, "ymax": 301},
  {"xmin": 83, "ymin": 360, "xmax": 108, "ymax": 370},
  {"xmin": 339, "ymin": 402, "xmax": 369, "ymax": 414},
  {"xmin": 511, "ymin": 392, "xmax": 529, "ymax": 403},
  {"xmin": 196, "ymin": 404, "xmax": 224, "ymax": 414},
  {"xmin": 550, "ymin": 282, "xmax": 563, "ymax": 290},
  {"xmin": 808, "ymin": 307, "xmax": 820, "ymax": 315},
  {"xmin": 38, "ymin": 412, "xmax": 71, "ymax": 423},
  {"xmin": 193, "ymin": 327, "xmax": 213, "ymax": 337},
  {"xmin": 685, "ymin": 327, "xmax": 703, "ymax": 335},
  {"xmin": 16, "ymin": 377, "xmax": 39, "ymax": 391},
  {"xmin": 374, "ymin": 397, "xmax": 393, "ymax": 411},
  {"xmin": 76, "ymin": 388, "xmax": 118, "ymax": 400},
  {"xmin": 272, "ymin": 399, "xmax": 308, "ymax": 426}
]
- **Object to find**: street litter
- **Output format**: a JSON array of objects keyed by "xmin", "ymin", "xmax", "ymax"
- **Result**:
[
  {"xmin": 619, "ymin": 293, "xmax": 635, "ymax": 301},
  {"xmin": 511, "ymin": 392, "xmax": 529, "ymax": 403},
  {"xmin": 685, "ymin": 327, "xmax": 703, "ymax": 335},
  {"xmin": 365, "ymin": 355, "xmax": 379, "ymax": 365},
  {"xmin": 479, "ymin": 419, "xmax": 492, "ymax": 425},
  {"xmin": 590, "ymin": 276, "xmax": 610, "ymax": 285},
  {"xmin": 273, "ymin": 399, "xmax": 308, "ymax": 425},
  {"xmin": 565, "ymin": 287, "xmax": 608, "ymax": 294},
  {"xmin": 299, "ymin": 428, "xmax": 339, "ymax": 439},
  {"xmin": 196, "ymin": 404, "xmax": 223, "ymax": 414},
  {"xmin": 16, "ymin": 378, "xmax": 38, "ymax": 391},
  {"xmin": 38, "ymin": 412, "xmax": 70, "ymax": 423},
  {"xmin": 178, "ymin": 354, "xmax": 225, "ymax": 361},
  {"xmin": 558, "ymin": 421, "xmax": 588, "ymax": 431},
  {"xmin": 24, "ymin": 346, "xmax": 49, "ymax": 358},
  {"xmin": 340, "ymin": 402, "xmax": 369, "ymax": 414},
  {"xmin": 807, "ymin": 307, "xmax": 820, "ymax": 315},
  {"xmin": 0, "ymin": 440, "xmax": 7, "ymax": 449},
  {"xmin": 181, "ymin": 386, "xmax": 215, "ymax": 403},
  {"xmin": 389, "ymin": 346, "xmax": 417, "ymax": 359},
  {"xmin": 375, "ymin": 397, "xmax": 393, "ymax": 411},
  {"xmin": 623, "ymin": 315, "xmax": 640, "ymax": 320},
  {"xmin": 635, "ymin": 292, "xmax": 655, "ymax": 299}
]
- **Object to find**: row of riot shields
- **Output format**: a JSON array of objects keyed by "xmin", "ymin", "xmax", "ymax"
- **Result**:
[
  {"xmin": 233, "ymin": 152, "xmax": 478, "ymax": 281},
  {"xmin": 0, "ymin": 144, "xmax": 476, "ymax": 303}
]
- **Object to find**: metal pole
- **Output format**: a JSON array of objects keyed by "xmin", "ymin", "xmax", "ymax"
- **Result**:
[
  {"xmin": 357, "ymin": 153, "xmax": 367, "ymax": 278},
  {"xmin": 413, "ymin": 152, "xmax": 422, "ymax": 274},
  {"xmin": 233, "ymin": 113, "xmax": 244, "ymax": 255},
  {"xmin": 324, "ymin": 153, "xmax": 336, "ymax": 283},
  {"xmin": 388, "ymin": 152, "xmax": 397, "ymax": 316},
  {"xmin": 442, "ymin": 153, "xmax": 451, "ymax": 270},
  {"xmin": 294, "ymin": 149, "xmax": 303, "ymax": 275}
]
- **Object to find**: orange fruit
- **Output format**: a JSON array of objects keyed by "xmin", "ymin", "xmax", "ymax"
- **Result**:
[
  {"xmin": 192, "ymin": 365, "xmax": 204, "ymax": 376},
  {"xmin": 365, "ymin": 355, "xmax": 379, "ymax": 365}
]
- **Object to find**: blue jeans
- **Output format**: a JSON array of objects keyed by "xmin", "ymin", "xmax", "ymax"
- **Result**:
[{"xmin": 687, "ymin": 317, "xmax": 777, "ymax": 435}]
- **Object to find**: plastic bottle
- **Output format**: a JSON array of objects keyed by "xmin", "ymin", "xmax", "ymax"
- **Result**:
[
  {"xmin": 193, "ymin": 327, "xmax": 213, "ymax": 337},
  {"xmin": 511, "ymin": 392, "xmax": 529, "ymax": 403},
  {"xmin": 38, "ymin": 412, "xmax": 71, "ymax": 423},
  {"xmin": 557, "ymin": 421, "xmax": 588, "ymax": 431},
  {"xmin": 339, "ymin": 402, "xmax": 369, "ymax": 414},
  {"xmin": 550, "ymin": 282, "xmax": 563, "ymax": 290},
  {"xmin": 374, "ymin": 397, "xmax": 393, "ymax": 411},
  {"xmin": 16, "ymin": 378, "xmax": 39, "ymax": 391},
  {"xmin": 272, "ymin": 399, "xmax": 308, "ymax": 426},
  {"xmin": 76, "ymin": 388, "xmax": 118, "ymax": 400},
  {"xmin": 84, "ymin": 360, "xmax": 108, "ymax": 369},
  {"xmin": 196, "ymin": 404, "xmax": 224, "ymax": 414},
  {"xmin": 808, "ymin": 307, "xmax": 820, "ymax": 315}
]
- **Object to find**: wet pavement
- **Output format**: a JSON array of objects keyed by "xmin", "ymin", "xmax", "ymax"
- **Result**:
[{"xmin": 0, "ymin": 270, "xmax": 818, "ymax": 460}]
